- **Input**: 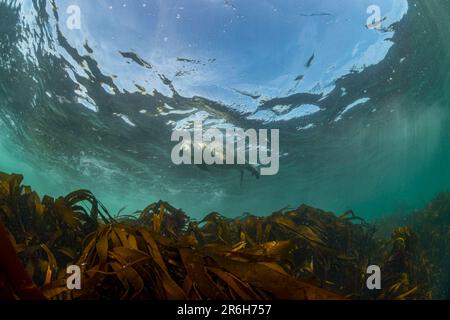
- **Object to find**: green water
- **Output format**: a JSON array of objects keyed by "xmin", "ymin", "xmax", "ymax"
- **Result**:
[{"xmin": 0, "ymin": 0, "xmax": 449, "ymax": 219}]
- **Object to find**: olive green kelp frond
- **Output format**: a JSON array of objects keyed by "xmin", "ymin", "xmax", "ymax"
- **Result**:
[{"xmin": 0, "ymin": 172, "xmax": 446, "ymax": 300}]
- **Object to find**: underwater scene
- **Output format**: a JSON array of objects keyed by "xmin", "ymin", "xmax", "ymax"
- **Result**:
[{"xmin": 0, "ymin": 0, "xmax": 450, "ymax": 301}]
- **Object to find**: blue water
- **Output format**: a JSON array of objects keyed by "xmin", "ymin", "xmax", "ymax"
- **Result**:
[{"xmin": 0, "ymin": 0, "xmax": 449, "ymax": 219}]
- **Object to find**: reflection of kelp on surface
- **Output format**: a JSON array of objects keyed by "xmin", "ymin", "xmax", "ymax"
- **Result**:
[{"xmin": 0, "ymin": 172, "xmax": 445, "ymax": 300}]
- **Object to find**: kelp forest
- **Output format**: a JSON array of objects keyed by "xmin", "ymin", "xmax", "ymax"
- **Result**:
[{"xmin": 0, "ymin": 172, "xmax": 449, "ymax": 300}]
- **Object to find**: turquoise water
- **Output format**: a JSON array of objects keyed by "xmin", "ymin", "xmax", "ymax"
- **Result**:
[{"xmin": 0, "ymin": 0, "xmax": 449, "ymax": 219}]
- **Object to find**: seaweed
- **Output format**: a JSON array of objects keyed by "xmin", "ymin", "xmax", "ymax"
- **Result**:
[
  {"xmin": 376, "ymin": 193, "xmax": 450, "ymax": 299},
  {"xmin": 0, "ymin": 172, "xmax": 446, "ymax": 300}
]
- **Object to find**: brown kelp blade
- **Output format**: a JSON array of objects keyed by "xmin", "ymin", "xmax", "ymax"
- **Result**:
[{"xmin": 0, "ymin": 171, "xmax": 444, "ymax": 300}]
